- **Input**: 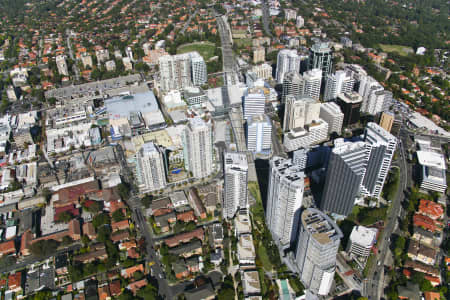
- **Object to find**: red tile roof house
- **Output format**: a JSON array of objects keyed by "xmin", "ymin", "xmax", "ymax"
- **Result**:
[
  {"xmin": 8, "ymin": 272, "xmax": 23, "ymax": 293},
  {"xmin": 20, "ymin": 230, "xmax": 33, "ymax": 256},
  {"xmin": 164, "ymin": 227, "xmax": 204, "ymax": 247},
  {"xmin": 54, "ymin": 204, "xmax": 80, "ymax": 222},
  {"xmin": 413, "ymin": 213, "xmax": 443, "ymax": 232},
  {"xmin": 55, "ymin": 180, "xmax": 101, "ymax": 208},
  {"xmin": 98, "ymin": 285, "xmax": 111, "ymax": 300},
  {"xmin": 418, "ymin": 199, "xmax": 444, "ymax": 220},
  {"xmin": 176, "ymin": 210, "xmax": 195, "ymax": 223},
  {"xmin": 121, "ymin": 264, "xmax": 145, "ymax": 279},
  {"xmin": 74, "ymin": 248, "xmax": 108, "ymax": 263},
  {"xmin": 109, "ymin": 280, "xmax": 121, "ymax": 297},
  {"xmin": 111, "ymin": 231, "xmax": 130, "ymax": 243},
  {"xmin": 127, "ymin": 279, "xmax": 147, "ymax": 295},
  {"xmin": 0, "ymin": 240, "xmax": 16, "ymax": 257},
  {"xmin": 82, "ymin": 222, "xmax": 97, "ymax": 240},
  {"xmin": 111, "ymin": 220, "xmax": 129, "ymax": 232}
]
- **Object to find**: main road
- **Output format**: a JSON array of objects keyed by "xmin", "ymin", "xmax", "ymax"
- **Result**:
[
  {"xmin": 363, "ymin": 126, "xmax": 409, "ymax": 299},
  {"xmin": 215, "ymin": 12, "xmax": 239, "ymax": 86}
]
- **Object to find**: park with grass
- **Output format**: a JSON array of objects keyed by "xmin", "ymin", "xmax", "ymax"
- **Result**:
[
  {"xmin": 177, "ymin": 42, "xmax": 216, "ymax": 61},
  {"xmin": 379, "ymin": 44, "xmax": 414, "ymax": 56}
]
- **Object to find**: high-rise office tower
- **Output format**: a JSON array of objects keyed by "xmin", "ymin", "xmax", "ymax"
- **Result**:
[
  {"xmin": 246, "ymin": 114, "xmax": 272, "ymax": 155},
  {"xmin": 319, "ymin": 102, "xmax": 344, "ymax": 135},
  {"xmin": 136, "ymin": 142, "xmax": 167, "ymax": 193},
  {"xmin": 295, "ymin": 208, "xmax": 343, "ymax": 296},
  {"xmin": 320, "ymin": 140, "xmax": 370, "ymax": 216},
  {"xmin": 308, "ymin": 42, "xmax": 333, "ymax": 75},
  {"xmin": 223, "ymin": 152, "xmax": 248, "ymax": 219},
  {"xmin": 361, "ymin": 122, "xmax": 397, "ymax": 199},
  {"xmin": 243, "ymin": 88, "xmax": 266, "ymax": 120},
  {"xmin": 276, "ymin": 49, "xmax": 300, "ymax": 84},
  {"xmin": 303, "ymin": 69, "xmax": 322, "ymax": 100},
  {"xmin": 323, "ymin": 70, "xmax": 355, "ymax": 101},
  {"xmin": 283, "ymin": 96, "xmax": 320, "ymax": 132},
  {"xmin": 191, "ymin": 54, "xmax": 207, "ymax": 86},
  {"xmin": 282, "ymin": 71, "xmax": 305, "ymax": 103},
  {"xmin": 266, "ymin": 156, "xmax": 304, "ymax": 249},
  {"xmin": 56, "ymin": 55, "xmax": 69, "ymax": 76},
  {"xmin": 336, "ymin": 92, "xmax": 362, "ymax": 126},
  {"xmin": 182, "ymin": 117, "xmax": 213, "ymax": 179},
  {"xmin": 159, "ymin": 52, "xmax": 206, "ymax": 91}
]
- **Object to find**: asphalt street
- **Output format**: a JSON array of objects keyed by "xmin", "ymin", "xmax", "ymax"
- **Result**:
[{"xmin": 363, "ymin": 126, "xmax": 410, "ymax": 299}]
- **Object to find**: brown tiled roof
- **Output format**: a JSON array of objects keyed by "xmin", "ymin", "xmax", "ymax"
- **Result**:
[
  {"xmin": 0, "ymin": 240, "xmax": 16, "ymax": 256},
  {"xmin": 164, "ymin": 228, "xmax": 204, "ymax": 247}
]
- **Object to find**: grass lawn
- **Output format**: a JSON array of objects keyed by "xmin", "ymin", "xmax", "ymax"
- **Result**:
[
  {"xmin": 234, "ymin": 38, "xmax": 252, "ymax": 48},
  {"xmin": 379, "ymin": 44, "xmax": 414, "ymax": 56},
  {"xmin": 177, "ymin": 42, "xmax": 216, "ymax": 61},
  {"xmin": 257, "ymin": 243, "xmax": 273, "ymax": 271}
]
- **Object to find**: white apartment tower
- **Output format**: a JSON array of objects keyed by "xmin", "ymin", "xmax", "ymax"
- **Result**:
[
  {"xmin": 364, "ymin": 90, "xmax": 393, "ymax": 115},
  {"xmin": 296, "ymin": 16, "xmax": 304, "ymax": 28},
  {"xmin": 246, "ymin": 114, "xmax": 272, "ymax": 155},
  {"xmin": 243, "ymin": 88, "xmax": 266, "ymax": 120},
  {"xmin": 251, "ymin": 63, "xmax": 272, "ymax": 80},
  {"xmin": 182, "ymin": 117, "xmax": 213, "ymax": 179},
  {"xmin": 358, "ymin": 75, "xmax": 390, "ymax": 115},
  {"xmin": 284, "ymin": 96, "xmax": 321, "ymax": 132},
  {"xmin": 223, "ymin": 152, "xmax": 248, "ymax": 219},
  {"xmin": 319, "ymin": 102, "xmax": 344, "ymax": 135},
  {"xmin": 276, "ymin": 49, "xmax": 300, "ymax": 83},
  {"xmin": 303, "ymin": 69, "xmax": 322, "ymax": 100},
  {"xmin": 159, "ymin": 52, "xmax": 206, "ymax": 92},
  {"xmin": 266, "ymin": 156, "xmax": 305, "ymax": 249},
  {"xmin": 296, "ymin": 208, "xmax": 343, "ymax": 296},
  {"xmin": 347, "ymin": 226, "xmax": 378, "ymax": 267},
  {"xmin": 191, "ymin": 54, "xmax": 207, "ymax": 86},
  {"xmin": 136, "ymin": 142, "xmax": 167, "ymax": 193},
  {"xmin": 361, "ymin": 122, "xmax": 397, "ymax": 199},
  {"xmin": 56, "ymin": 55, "xmax": 69, "ymax": 76},
  {"xmin": 323, "ymin": 70, "xmax": 355, "ymax": 101},
  {"xmin": 282, "ymin": 71, "xmax": 305, "ymax": 103}
]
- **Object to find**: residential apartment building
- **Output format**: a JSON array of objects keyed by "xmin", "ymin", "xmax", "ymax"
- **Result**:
[
  {"xmin": 223, "ymin": 152, "xmax": 248, "ymax": 219},
  {"xmin": 136, "ymin": 142, "xmax": 167, "ymax": 193},
  {"xmin": 283, "ymin": 119, "xmax": 328, "ymax": 152},
  {"xmin": 243, "ymin": 88, "xmax": 266, "ymax": 120},
  {"xmin": 253, "ymin": 47, "xmax": 265, "ymax": 64},
  {"xmin": 276, "ymin": 49, "xmax": 300, "ymax": 84},
  {"xmin": 282, "ymin": 71, "xmax": 304, "ymax": 103},
  {"xmin": 361, "ymin": 122, "xmax": 397, "ymax": 199},
  {"xmin": 320, "ymin": 140, "xmax": 370, "ymax": 216},
  {"xmin": 246, "ymin": 114, "xmax": 272, "ymax": 155},
  {"xmin": 56, "ymin": 55, "xmax": 69, "ymax": 76},
  {"xmin": 295, "ymin": 208, "xmax": 343, "ymax": 296},
  {"xmin": 182, "ymin": 117, "xmax": 213, "ymax": 179},
  {"xmin": 323, "ymin": 70, "xmax": 354, "ymax": 101},
  {"xmin": 266, "ymin": 156, "xmax": 304, "ymax": 249},
  {"xmin": 303, "ymin": 69, "xmax": 322, "ymax": 100},
  {"xmin": 320, "ymin": 102, "xmax": 344, "ymax": 135},
  {"xmin": 159, "ymin": 52, "xmax": 206, "ymax": 92}
]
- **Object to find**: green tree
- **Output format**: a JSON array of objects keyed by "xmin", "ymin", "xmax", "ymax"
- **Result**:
[
  {"xmin": 117, "ymin": 183, "xmax": 130, "ymax": 200},
  {"xmin": 30, "ymin": 239, "xmax": 60, "ymax": 257},
  {"xmin": 112, "ymin": 209, "xmax": 125, "ymax": 222}
]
